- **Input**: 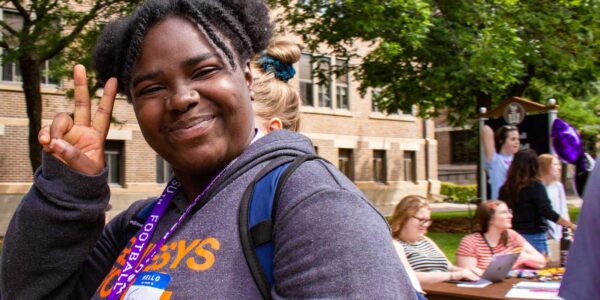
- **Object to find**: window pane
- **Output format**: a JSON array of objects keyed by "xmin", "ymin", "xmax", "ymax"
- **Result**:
[
  {"xmin": 403, "ymin": 151, "xmax": 417, "ymax": 182},
  {"xmin": 104, "ymin": 141, "xmax": 123, "ymax": 185},
  {"xmin": 336, "ymin": 86, "xmax": 348, "ymax": 109},
  {"xmin": 451, "ymin": 130, "xmax": 478, "ymax": 164},
  {"xmin": 108, "ymin": 154, "xmax": 119, "ymax": 184},
  {"xmin": 2, "ymin": 61, "xmax": 13, "ymax": 81},
  {"xmin": 336, "ymin": 59, "xmax": 348, "ymax": 85},
  {"xmin": 318, "ymin": 84, "xmax": 331, "ymax": 108},
  {"xmin": 373, "ymin": 150, "xmax": 387, "ymax": 183},
  {"xmin": 299, "ymin": 54, "xmax": 312, "ymax": 80},
  {"xmin": 338, "ymin": 148, "xmax": 354, "ymax": 180},
  {"xmin": 300, "ymin": 81, "xmax": 314, "ymax": 106}
]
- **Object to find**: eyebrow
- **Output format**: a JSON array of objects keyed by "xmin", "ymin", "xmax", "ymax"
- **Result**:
[{"xmin": 131, "ymin": 53, "xmax": 219, "ymax": 88}]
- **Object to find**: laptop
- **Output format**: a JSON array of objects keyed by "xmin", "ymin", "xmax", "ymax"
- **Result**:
[{"xmin": 454, "ymin": 252, "xmax": 520, "ymax": 287}]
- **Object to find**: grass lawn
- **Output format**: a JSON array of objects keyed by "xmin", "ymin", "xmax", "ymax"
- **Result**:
[
  {"xmin": 427, "ymin": 207, "xmax": 581, "ymax": 264},
  {"xmin": 427, "ymin": 232, "xmax": 465, "ymax": 264}
]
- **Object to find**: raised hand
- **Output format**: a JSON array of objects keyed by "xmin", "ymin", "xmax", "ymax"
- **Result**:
[{"xmin": 38, "ymin": 64, "xmax": 117, "ymax": 175}]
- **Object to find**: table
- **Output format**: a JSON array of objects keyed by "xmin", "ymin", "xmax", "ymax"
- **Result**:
[{"xmin": 422, "ymin": 278, "xmax": 525, "ymax": 300}]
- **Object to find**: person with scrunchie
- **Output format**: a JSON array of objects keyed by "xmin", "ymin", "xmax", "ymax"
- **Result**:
[
  {"xmin": 0, "ymin": 0, "xmax": 416, "ymax": 298},
  {"xmin": 251, "ymin": 36, "xmax": 301, "ymax": 134}
]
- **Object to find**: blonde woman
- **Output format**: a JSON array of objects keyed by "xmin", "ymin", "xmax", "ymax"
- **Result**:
[
  {"xmin": 251, "ymin": 37, "xmax": 301, "ymax": 134},
  {"xmin": 389, "ymin": 195, "xmax": 481, "ymax": 284},
  {"xmin": 538, "ymin": 154, "xmax": 570, "ymax": 241}
]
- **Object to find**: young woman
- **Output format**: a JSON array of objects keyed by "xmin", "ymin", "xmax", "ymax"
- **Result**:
[
  {"xmin": 499, "ymin": 149, "xmax": 577, "ymax": 255},
  {"xmin": 482, "ymin": 125, "xmax": 520, "ymax": 199},
  {"xmin": 456, "ymin": 200, "xmax": 546, "ymax": 270},
  {"xmin": 538, "ymin": 154, "xmax": 570, "ymax": 241},
  {"xmin": 389, "ymin": 195, "xmax": 481, "ymax": 285},
  {"xmin": 251, "ymin": 36, "xmax": 301, "ymax": 134},
  {"xmin": 0, "ymin": 1, "xmax": 415, "ymax": 299}
]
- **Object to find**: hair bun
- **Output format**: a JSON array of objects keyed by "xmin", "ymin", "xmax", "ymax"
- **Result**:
[{"xmin": 265, "ymin": 37, "xmax": 301, "ymax": 64}]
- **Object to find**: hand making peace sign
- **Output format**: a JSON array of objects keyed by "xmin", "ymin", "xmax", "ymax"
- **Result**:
[{"xmin": 38, "ymin": 64, "xmax": 118, "ymax": 176}]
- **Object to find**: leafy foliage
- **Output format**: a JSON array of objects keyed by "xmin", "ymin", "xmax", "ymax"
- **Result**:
[
  {"xmin": 269, "ymin": 0, "xmax": 600, "ymax": 128},
  {"xmin": 440, "ymin": 182, "xmax": 478, "ymax": 203},
  {"xmin": 1, "ymin": 0, "xmax": 141, "ymax": 171}
]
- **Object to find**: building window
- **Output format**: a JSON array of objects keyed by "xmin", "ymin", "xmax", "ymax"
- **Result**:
[
  {"xmin": 0, "ymin": 10, "xmax": 58, "ymax": 85},
  {"xmin": 373, "ymin": 150, "xmax": 387, "ymax": 183},
  {"xmin": 104, "ymin": 140, "xmax": 124, "ymax": 185},
  {"xmin": 156, "ymin": 155, "xmax": 173, "ymax": 183},
  {"xmin": 451, "ymin": 130, "xmax": 478, "ymax": 164},
  {"xmin": 338, "ymin": 148, "xmax": 354, "ymax": 180},
  {"xmin": 371, "ymin": 89, "xmax": 414, "ymax": 115},
  {"xmin": 300, "ymin": 53, "xmax": 350, "ymax": 110},
  {"xmin": 317, "ymin": 58, "xmax": 332, "ymax": 108},
  {"xmin": 335, "ymin": 59, "xmax": 349, "ymax": 109},
  {"xmin": 403, "ymin": 151, "xmax": 417, "ymax": 183},
  {"xmin": 299, "ymin": 53, "xmax": 314, "ymax": 106}
]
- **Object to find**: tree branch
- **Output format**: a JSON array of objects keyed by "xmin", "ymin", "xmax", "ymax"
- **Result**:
[
  {"xmin": 9, "ymin": 0, "xmax": 31, "ymax": 23},
  {"xmin": 0, "ymin": 39, "xmax": 10, "ymax": 50},
  {"xmin": 0, "ymin": 20, "xmax": 18, "ymax": 36},
  {"xmin": 40, "ymin": 2, "xmax": 107, "ymax": 60}
]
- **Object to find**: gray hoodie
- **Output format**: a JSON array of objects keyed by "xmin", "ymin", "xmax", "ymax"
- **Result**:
[{"xmin": 1, "ymin": 130, "xmax": 416, "ymax": 299}]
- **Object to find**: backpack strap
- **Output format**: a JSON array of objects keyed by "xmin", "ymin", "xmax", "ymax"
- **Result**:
[
  {"xmin": 125, "ymin": 199, "xmax": 158, "ymax": 242},
  {"xmin": 239, "ymin": 154, "xmax": 320, "ymax": 299}
]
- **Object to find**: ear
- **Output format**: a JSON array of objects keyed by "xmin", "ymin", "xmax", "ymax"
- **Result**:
[
  {"xmin": 243, "ymin": 60, "xmax": 253, "ymax": 95},
  {"xmin": 267, "ymin": 117, "xmax": 283, "ymax": 132}
]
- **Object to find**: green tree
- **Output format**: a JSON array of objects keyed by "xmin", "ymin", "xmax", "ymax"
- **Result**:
[
  {"xmin": 269, "ymin": 0, "xmax": 600, "ymax": 127},
  {"xmin": 1, "ymin": 0, "xmax": 139, "ymax": 172}
]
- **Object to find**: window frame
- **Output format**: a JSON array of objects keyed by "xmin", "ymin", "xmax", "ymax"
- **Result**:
[
  {"xmin": 156, "ymin": 155, "xmax": 173, "ymax": 184},
  {"xmin": 403, "ymin": 150, "xmax": 417, "ymax": 183},
  {"xmin": 104, "ymin": 140, "xmax": 124, "ymax": 186},
  {"xmin": 0, "ymin": 9, "xmax": 59, "ymax": 86},
  {"xmin": 373, "ymin": 150, "xmax": 387, "ymax": 184},
  {"xmin": 300, "ymin": 53, "xmax": 350, "ymax": 111},
  {"xmin": 338, "ymin": 148, "xmax": 354, "ymax": 180}
]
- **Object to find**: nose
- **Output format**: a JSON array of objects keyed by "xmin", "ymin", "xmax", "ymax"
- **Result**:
[{"xmin": 168, "ymin": 87, "xmax": 199, "ymax": 113}]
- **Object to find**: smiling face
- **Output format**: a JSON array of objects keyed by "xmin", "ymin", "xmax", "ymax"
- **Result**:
[
  {"xmin": 549, "ymin": 157, "xmax": 562, "ymax": 180},
  {"xmin": 400, "ymin": 207, "xmax": 431, "ymax": 243},
  {"xmin": 501, "ymin": 130, "xmax": 520, "ymax": 155},
  {"xmin": 130, "ymin": 16, "xmax": 254, "ymax": 186},
  {"xmin": 489, "ymin": 203, "xmax": 513, "ymax": 231}
]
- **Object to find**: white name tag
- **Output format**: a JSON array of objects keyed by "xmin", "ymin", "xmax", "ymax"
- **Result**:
[{"xmin": 123, "ymin": 271, "xmax": 171, "ymax": 300}]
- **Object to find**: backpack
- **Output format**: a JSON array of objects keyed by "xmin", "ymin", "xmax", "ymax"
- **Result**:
[{"xmin": 125, "ymin": 154, "xmax": 320, "ymax": 300}]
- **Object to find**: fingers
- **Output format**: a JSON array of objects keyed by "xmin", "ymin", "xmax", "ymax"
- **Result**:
[
  {"xmin": 38, "ymin": 125, "xmax": 51, "ymax": 151},
  {"xmin": 92, "ymin": 77, "xmax": 118, "ymax": 137},
  {"xmin": 73, "ymin": 65, "xmax": 91, "ymax": 126},
  {"xmin": 49, "ymin": 138, "xmax": 101, "ymax": 175},
  {"xmin": 49, "ymin": 112, "xmax": 74, "ymax": 141}
]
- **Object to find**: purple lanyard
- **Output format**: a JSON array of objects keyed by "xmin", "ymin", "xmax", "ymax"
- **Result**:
[{"xmin": 107, "ymin": 167, "xmax": 230, "ymax": 299}]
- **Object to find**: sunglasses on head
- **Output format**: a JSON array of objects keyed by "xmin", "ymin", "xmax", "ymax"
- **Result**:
[{"xmin": 502, "ymin": 125, "xmax": 517, "ymax": 130}]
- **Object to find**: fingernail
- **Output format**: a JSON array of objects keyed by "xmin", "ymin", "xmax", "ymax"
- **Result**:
[{"xmin": 50, "ymin": 139, "xmax": 66, "ymax": 153}]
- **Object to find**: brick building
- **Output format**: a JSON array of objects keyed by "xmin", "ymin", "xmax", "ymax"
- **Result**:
[{"xmin": 0, "ymin": 7, "xmax": 439, "ymax": 233}]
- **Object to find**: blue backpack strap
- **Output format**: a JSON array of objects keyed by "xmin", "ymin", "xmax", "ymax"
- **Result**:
[
  {"xmin": 239, "ymin": 154, "xmax": 320, "ymax": 299},
  {"xmin": 125, "ymin": 199, "xmax": 159, "ymax": 242}
]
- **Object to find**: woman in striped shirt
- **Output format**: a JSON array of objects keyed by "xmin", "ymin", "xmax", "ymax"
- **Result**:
[
  {"xmin": 390, "ymin": 195, "xmax": 481, "ymax": 284},
  {"xmin": 456, "ymin": 200, "xmax": 546, "ymax": 270}
]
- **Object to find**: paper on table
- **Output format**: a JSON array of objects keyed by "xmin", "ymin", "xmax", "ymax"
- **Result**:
[
  {"xmin": 456, "ymin": 279, "xmax": 492, "ymax": 288},
  {"xmin": 505, "ymin": 281, "xmax": 562, "ymax": 299}
]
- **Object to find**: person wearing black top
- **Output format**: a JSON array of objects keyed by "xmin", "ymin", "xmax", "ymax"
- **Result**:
[{"xmin": 499, "ymin": 149, "xmax": 576, "ymax": 255}]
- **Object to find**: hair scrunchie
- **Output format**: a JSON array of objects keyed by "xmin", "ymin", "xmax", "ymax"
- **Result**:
[{"xmin": 257, "ymin": 54, "xmax": 296, "ymax": 82}]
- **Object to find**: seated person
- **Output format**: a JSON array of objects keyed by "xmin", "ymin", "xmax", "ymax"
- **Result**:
[
  {"xmin": 251, "ymin": 36, "xmax": 301, "ymax": 134},
  {"xmin": 389, "ymin": 195, "xmax": 481, "ymax": 284},
  {"xmin": 456, "ymin": 200, "xmax": 546, "ymax": 270}
]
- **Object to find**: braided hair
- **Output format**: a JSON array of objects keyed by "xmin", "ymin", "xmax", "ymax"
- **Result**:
[{"xmin": 93, "ymin": 0, "xmax": 272, "ymax": 101}]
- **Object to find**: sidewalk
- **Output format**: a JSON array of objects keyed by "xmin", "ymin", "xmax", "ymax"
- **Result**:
[{"xmin": 375, "ymin": 195, "xmax": 583, "ymax": 217}]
